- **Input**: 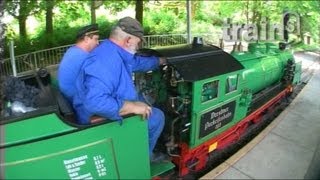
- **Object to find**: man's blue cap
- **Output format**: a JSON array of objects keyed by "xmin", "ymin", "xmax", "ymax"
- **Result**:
[{"xmin": 76, "ymin": 24, "xmax": 99, "ymax": 39}]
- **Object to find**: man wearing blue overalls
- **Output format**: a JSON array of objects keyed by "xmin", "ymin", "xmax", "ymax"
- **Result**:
[{"xmin": 73, "ymin": 17, "xmax": 167, "ymax": 162}]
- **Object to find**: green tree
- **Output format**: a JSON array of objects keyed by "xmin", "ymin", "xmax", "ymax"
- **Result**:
[
  {"xmin": 102, "ymin": 0, "xmax": 131, "ymax": 14},
  {"xmin": 5, "ymin": 0, "xmax": 40, "ymax": 38}
]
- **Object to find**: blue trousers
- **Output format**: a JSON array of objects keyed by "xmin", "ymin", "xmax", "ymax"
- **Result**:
[{"xmin": 147, "ymin": 107, "xmax": 165, "ymax": 154}]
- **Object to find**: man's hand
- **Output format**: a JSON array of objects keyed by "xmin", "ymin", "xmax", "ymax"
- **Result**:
[
  {"xmin": 119, "ymin": 101, "xmax": 152, "ymax": 120},
  {"xmin": 131, "ymin": 101, "xmax": 152, "ymax": 120}
]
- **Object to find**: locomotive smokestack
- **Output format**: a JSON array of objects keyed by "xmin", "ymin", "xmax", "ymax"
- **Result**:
[{"xmin": 192, "ymin": 37, "xmax": 203, "ymax": 47}]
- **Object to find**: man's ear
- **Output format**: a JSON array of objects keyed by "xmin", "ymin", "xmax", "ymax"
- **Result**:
[
  {"xmin": 124, "ymin": 36, "xmax": 132, "ymax": 47},
  {"xmin": 83, "ymin": 36, "xmax": 90, "ymax": 42},
  {"xmin": 125, "ymin": 36, "xmax": 132, "ymax": 44}
]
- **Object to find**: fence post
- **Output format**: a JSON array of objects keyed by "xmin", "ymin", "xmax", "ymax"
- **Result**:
[
  {"xmin": 9, "ymin": 40, "xmax": 17, "ymax": 77},
  {"xmin": 238, "ymin": 41, "xmax": 243, "ymax": 51},
  {"xmin": 219, "ymin": 39, "xmax": 224, "ymax": 49},
  {"xmin": 34, "ymin": 52, "xmax": 38, "ymax": 69},
  {"xmin": 186, "ymin": 0, "xmax": 192, "ymax": 44}
]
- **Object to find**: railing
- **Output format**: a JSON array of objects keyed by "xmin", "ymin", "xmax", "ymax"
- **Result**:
[
  {"xmin": 143, "ymin": 34, "xmax": 187, "ymax": 47},
  {"xmin": 1, "ymin": 44, "xmax": 71, "ymax": 76},
  {"xmin": 1, "ymin": 33, "xmax": 221, "ymax": 76},
  {"xmin": 144, "ymin": 33, "xmax": 220, "ymax": 47}
]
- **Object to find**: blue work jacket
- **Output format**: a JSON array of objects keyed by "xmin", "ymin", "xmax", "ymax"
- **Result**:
[
  {"xmin": 58, "ymin": 46, "xmax": 88, "ymax": 103},
  {"xmin": 73, "ymin": 39, "xmax": 159, "ymax": 124}
]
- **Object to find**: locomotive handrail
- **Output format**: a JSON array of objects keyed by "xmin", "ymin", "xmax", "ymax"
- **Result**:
[{"xmin": 167, "ymin": 50, "xmax": 224, "ymax": 63}]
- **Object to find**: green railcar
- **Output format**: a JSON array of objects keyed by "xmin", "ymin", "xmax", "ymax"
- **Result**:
[{"xmin": 0, "ymin": 39, "xmax": 301, "ymax": 178}]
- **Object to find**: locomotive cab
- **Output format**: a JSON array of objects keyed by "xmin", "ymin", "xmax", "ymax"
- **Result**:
[{"xmin": 134, "ymin": 39, "xmax": 255, "ymax": 176}]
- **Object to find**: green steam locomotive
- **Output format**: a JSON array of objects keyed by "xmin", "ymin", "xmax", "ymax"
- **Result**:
[{"xmin": 0, "ymin": 39, "xmax": 301, "ymax": 179}]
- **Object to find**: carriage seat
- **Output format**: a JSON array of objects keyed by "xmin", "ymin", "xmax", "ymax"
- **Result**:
[{"xmin": 54, "ymin": 89, "xmax": 107, "ymax": 124}]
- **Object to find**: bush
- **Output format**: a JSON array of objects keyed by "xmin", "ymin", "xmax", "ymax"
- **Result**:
[
  {"xmin": 144, "ymin": 10, "xmax": 182, "ymax": 35},
  {"xmin": 96, "ymin": 17, "xmax": 115, "ymax": 39},
  {"xmin": 4, "ymin": 19, "xmax": 115, "ymax": 57}
]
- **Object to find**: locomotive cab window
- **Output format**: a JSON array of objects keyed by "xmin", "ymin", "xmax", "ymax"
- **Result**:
[
  {"xmin": 201, "ymin": 80, "xmax": 219, "ymax": 103},
  {"xmin": 226, "ymin": 74, "xmax": 238, "ymax": 93}
]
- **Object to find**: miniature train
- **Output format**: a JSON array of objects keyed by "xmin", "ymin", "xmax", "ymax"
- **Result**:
[{"xmin": 0, "ymin": 38, "xmax": 301, "ymax": 179}]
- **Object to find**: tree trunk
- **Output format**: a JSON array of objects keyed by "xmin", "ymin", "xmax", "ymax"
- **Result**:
[
  {"xmin": 299, "ymin": 17, "xmax": 304, "ymax": 43},
  {"xmin": 91, "ymin": 0, "xmax": 96, "ymax": 24},
  {"xmin": 246, "ymin": 0, "xmax": 249, "ymax": 24},
  {"xmin": 18, "ymin": 16, "xmax": 27, "ymax": 38},
  {"xmin": 45, "ymin": 0, "xmax": 54, "ymax": 35},
  {"xmin": 191, "ymin": 1, "xmax": 198, "ymax": 20},
  {"xmin": 251, "ymin": 1, "xmax": 261, "ymax": 24},
  {"xmin": 135, "ymin": 0, "xmax": 143, "ymax": 25}
]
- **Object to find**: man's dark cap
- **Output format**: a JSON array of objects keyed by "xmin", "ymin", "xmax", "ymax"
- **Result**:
[
  {"xmin": 117, "ymin": 17, "xmax": 145, "ymax": 42},
  {"xmin": 76, "ymin": 24, "xmax": 99, "ymax": 40}
]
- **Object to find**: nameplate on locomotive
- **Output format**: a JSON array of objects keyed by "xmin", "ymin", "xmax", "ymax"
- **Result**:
[{"xmin": 199, "ymin": 101, "xmax": 236, "ymax": 138}]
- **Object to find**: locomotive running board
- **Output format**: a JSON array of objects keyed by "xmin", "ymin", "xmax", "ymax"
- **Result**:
[{"xmin": 250, "ymin": 83, "xmax": 285, "ymax": 113}]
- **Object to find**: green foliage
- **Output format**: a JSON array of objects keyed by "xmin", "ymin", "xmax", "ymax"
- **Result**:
[
  {"xmin": 5, "ymin": 0, "xmax": 40, "ymax": 18},
  {"xmin": 144, "ymin": 10, "xmax": 180, "ymax": 35},
  {"xmin": 3, "ymin": 0, "xmax": 319, "ymax": 58},
  {"xmin": 5, "ymin": 18, "xmax": 115, "ymax": 57},
  {"xmin": 8, "ymin": 36, "xmax": 35, "ymax": 56},
  {"xmin": 276, "ymin": 1, "xmax": 320, "ymax": 43},
  {"xmin": 4, "ymin": 24, "xmax": 16, "ymax": 40},
  {"xmin": 5, "ymin": 0, "xmax": 41, "ymax": 37},
  {"xmin": 102, "ymin": 0, "xmax": 133, "ymax": 14},
  {"xmin": 54, "ymin": 1, "xmax": 90, "ymax": 27},
  {"xmin": 96, "ymin": 17, "xmax": 115, "ymax": 39},
  {"xmin": 6, "ymin": 26, "xmax": 78, "ymax": 56},
  {"xmin": 195, "ymin": 1, "xmax": 223, "ymax": 26}
]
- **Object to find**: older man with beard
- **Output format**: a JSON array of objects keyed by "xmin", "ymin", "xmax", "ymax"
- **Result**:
[{"xmin": 73, "ymin": 17, "xmax": 167, "ymax": 162}]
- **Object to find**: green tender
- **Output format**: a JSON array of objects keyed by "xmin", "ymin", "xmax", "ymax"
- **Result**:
[{"xmin": 1, "ymin": 114, "xmax": 151, "ymax": 179}]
